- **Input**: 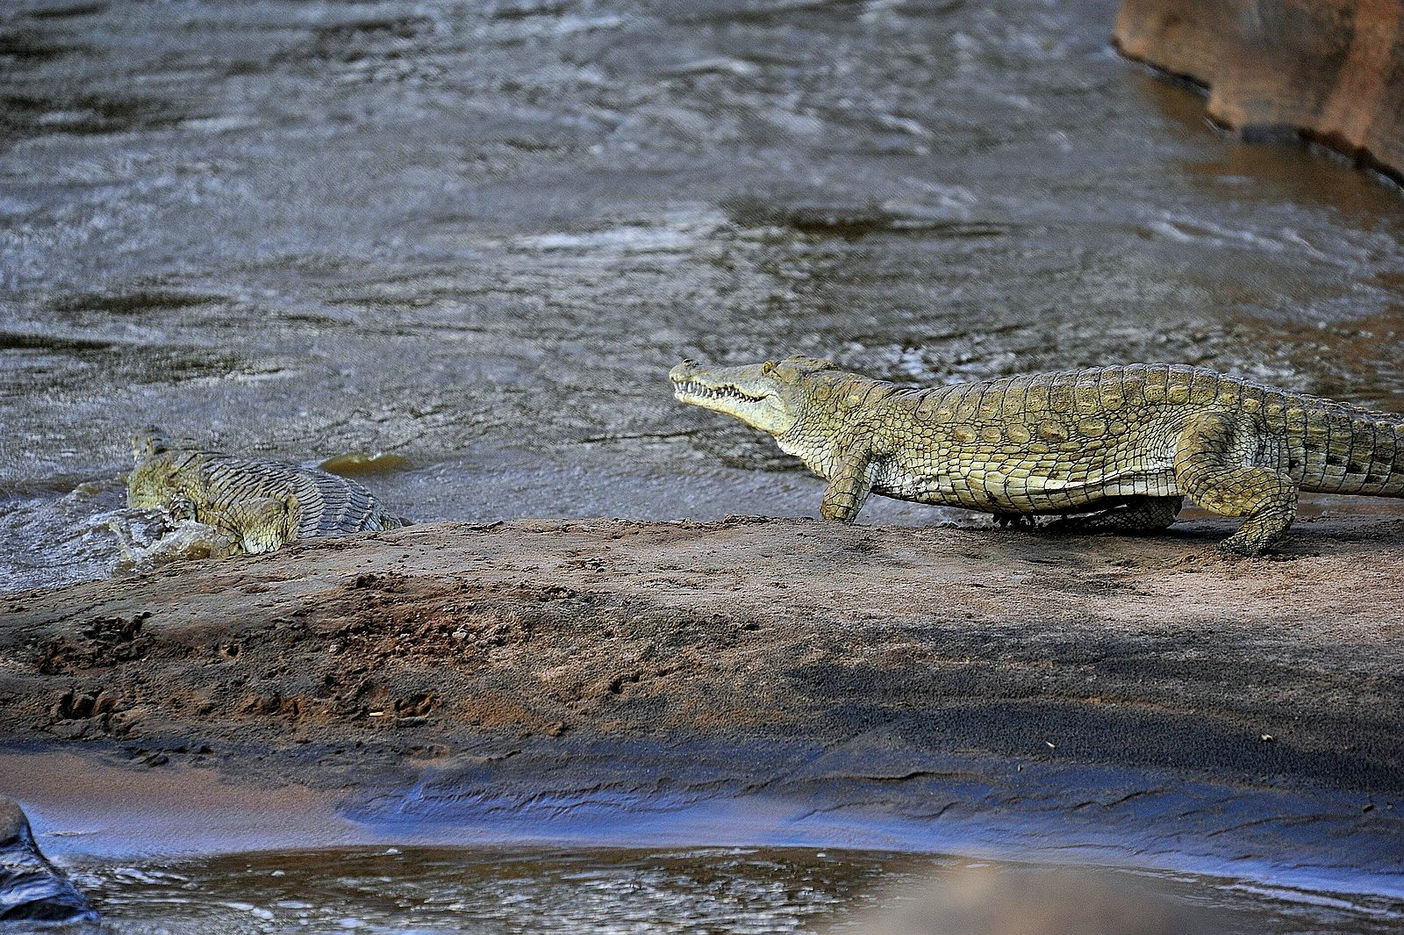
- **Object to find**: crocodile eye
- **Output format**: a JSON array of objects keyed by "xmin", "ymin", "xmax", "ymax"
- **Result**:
[{"xmin": 762, "ymin": 360, "xmax": 778, "ymax": 377}]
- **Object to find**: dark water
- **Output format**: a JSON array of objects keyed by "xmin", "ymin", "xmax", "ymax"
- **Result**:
[
  {"xmin": 57, "ymin": 846, "xmax": 1403, "ymax": 934},
  {"xmin": 2, "ymin": 0, "xmax": 1402, "ymax": 590}
]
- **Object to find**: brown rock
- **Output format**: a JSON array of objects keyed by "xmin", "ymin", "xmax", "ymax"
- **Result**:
[{"xmin": 1115, "ymin": 0, "xmax": 1404, "ymax": 180}]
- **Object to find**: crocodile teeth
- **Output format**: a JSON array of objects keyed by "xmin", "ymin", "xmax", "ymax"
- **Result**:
[{"xmin": 675, "ymin": 380, "xmax": 761, "ymax": 402}]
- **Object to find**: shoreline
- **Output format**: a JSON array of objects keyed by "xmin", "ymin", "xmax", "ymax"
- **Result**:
[
  {"xmin": 1114, "ymin": 0, "xmax": 1404, "ymax": 183},
  {"xmin": 2, "ymin": 515, "xmax": 1401, "ymax": 905},
  {"xmin": 5, "ymin": 745, "xmax": 1400, "ymax": 911}
]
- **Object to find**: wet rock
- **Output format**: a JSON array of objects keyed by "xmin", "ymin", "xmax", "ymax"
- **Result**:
[
  {"xmin": 719, "ymin": 192, "xmax": 991, "ymax": 238},
  {"xmin": 1115, "ymin": 0, "xmax": 1404, "ymax": 180},
  {"xmin": 0, "ymin": 798, "xmax": 98, "ymax": 925}
]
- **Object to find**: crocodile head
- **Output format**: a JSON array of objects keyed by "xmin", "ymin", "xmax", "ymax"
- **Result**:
[
  {"xmin": 127, "ymin": 426, "xmax": 183, "ymax": 510},
  {"xmin": 131, "ymin": 426, "xmax": 174, "ymax": 462},
  {"xmin": 670, "ymin": 356, "xmax": 838, "ymax": 435}
]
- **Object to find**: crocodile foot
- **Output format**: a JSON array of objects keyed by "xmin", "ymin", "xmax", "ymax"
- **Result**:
[{"xmin": 1215, "ymin": 533, "xmax": 1280, "ymax": 558}]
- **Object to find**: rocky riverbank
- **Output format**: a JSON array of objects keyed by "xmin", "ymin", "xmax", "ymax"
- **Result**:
[{"xmin": 2, "ymin": 514, "xmax": 1402, "ymax": 897}]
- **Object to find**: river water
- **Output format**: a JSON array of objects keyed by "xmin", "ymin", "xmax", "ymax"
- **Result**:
[
  {"xmin": 3, "ymin": 0, "xmax": 1403, "ymax": 931},
  {"xmin": 2, "ymin": 0, "xmax": 1403, "ymax": 592},
  {"xmin": 58, "ymin": 846, "xmax": 1404, "ymax": 934}
]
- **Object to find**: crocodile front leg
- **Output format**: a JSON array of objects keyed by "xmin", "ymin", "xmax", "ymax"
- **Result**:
[
  {"xmin": 1046, "ymin": 496, "xmax": 1183, "ymax": 534},
  {"xmin": 167, "ymin": 493, "xmax": 198, "ymax": 523},
  {"xmin": 1174, "ymin": 413, "xmax": 1297, "ymax": 556},
  {"xmin": 819, "ymin": 450, "xmax": 874, "ymax": 523}
]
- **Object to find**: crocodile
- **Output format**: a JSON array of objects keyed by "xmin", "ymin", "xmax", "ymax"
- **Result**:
[
  {"xmin": 670, "ymin": 356, "xmax": 1404, "ymax": 555},
  {"xmin": 127, "ymin": 427, "xmax": 409, "ymax": 555}
]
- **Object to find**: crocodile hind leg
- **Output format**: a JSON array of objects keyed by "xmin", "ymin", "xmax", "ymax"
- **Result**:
[
  {"xmin": 202, "ymin": 497, "xmax": 298, "ymax": 554},
  {"xmin": 1174, "ymin": 414, "xmax": 1298, "ymax": 556},
  {"xmin": 1045, "ymin": 496, "xmax": 1183, "ymax": 534}
]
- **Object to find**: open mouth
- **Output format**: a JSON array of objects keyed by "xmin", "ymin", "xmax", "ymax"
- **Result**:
[{"xmin": 673, "ymin": 379, "xmax": 765, "ymax": 403}]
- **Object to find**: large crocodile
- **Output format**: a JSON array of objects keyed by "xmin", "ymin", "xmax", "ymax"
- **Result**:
[
  {"xmin": 127, "ymin": 427, "xmax": 408, "ymax": 555},
  {"xmin": 670, "ymin": 356, "xmax": 1404, "ymax": 555}
]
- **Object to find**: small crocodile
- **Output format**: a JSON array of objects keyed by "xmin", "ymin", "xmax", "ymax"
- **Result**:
[
  {"xmin": 127, "ymin": 427, "xmax": 409, "ymax": 554},
  {"xmin": 670, "ymin": 357, "xmax": 1404, "ymax": 555}
]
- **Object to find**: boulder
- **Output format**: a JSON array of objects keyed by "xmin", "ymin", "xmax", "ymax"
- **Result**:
[{"xmin": 1115, "ymin": 0, "xmax": 1404, "ymax": 180}]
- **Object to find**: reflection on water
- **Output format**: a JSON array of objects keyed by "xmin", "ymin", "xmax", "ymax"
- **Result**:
[
  {"xmin": 0, "ymin": 1, "xmax": 1401, "ymax": 585},
  {"xmin": 62, "ymin": 846, "xmax": 1403, "ymax": 935}
]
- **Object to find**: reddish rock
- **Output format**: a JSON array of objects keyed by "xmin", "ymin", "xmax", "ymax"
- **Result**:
[{"xmin": 1115, "ymin": 0, "xmax": 1404, "ymax": 180}]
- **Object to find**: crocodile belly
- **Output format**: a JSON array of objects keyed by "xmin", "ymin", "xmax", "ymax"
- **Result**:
[{"xmin": 878, "ymin": 451, "xmax": 1179, "ymax": 514}]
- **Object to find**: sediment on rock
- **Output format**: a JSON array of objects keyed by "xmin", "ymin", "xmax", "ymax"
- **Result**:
[
  {"xmin": 1114, "ymin": 0, "xmax": 1404, "ymax": 181},
  {"xmin": 1, "ymin": 516, "xmax": 1401, "ymax": 882}
]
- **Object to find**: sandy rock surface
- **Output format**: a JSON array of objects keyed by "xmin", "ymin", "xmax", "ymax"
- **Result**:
[{"xmin": 1, "ymin": 515, "xmax": 1401, "ymax": 887}]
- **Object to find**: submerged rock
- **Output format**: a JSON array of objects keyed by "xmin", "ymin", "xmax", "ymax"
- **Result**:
[
  {"xmin": 1115, "ymin": 0, "xmax": 1404, "ymax": 180},
  {"xmin": 0, "ymin": 798, "xmax": 98, "ymax": 925}
]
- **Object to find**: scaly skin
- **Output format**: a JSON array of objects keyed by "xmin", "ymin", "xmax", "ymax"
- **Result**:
[
  {"xmin": 127, "ymin": 427, "xmax": 409, "ymax": 555},
  {"xmin": 670, "ymin": 357, "xmax": 1404, "ymax": 555}
]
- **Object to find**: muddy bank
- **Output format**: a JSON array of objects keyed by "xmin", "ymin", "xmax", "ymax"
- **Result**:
[
  {"xmin": 1115, "ymin": 0, "xmax": 1404, "ymax": 180},
  {"xmin": 1, "ymin": 515, "xmax": 1402, "ymax": 895}
]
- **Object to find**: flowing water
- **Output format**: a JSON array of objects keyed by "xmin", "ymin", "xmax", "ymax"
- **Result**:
[
  {"xmin": 56, "ymin": 846, "xmax": 1404, "ymax": 934},
  {"xmin": 2, "ymin": 0, "xmax": 1402, "ymax": 591},
  {"xmin": 3, "ymin": 0, "xmax": 1403, "ymax": 930}
]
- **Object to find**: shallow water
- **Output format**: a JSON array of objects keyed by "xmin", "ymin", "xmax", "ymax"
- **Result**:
[
  {"xmin": 58, "ymin": 846, "xmax": 1404, "ymax": 934},
  {"xmin": 1, "ymin": 0, "xmax": 1402, "ymax": 591}
]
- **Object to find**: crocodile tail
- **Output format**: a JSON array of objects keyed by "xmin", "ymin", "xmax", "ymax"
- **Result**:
[
  {"xmin": 377, "ymin": 511, "xmax": 413, "ymax": 530},
  {"xmin": 1300, "ymin": 409, "xmax": 1404, "ymax": 497},
  {"xmin": 1372, "ymin": 414, "xmax": 1404, "ymax": 497}
]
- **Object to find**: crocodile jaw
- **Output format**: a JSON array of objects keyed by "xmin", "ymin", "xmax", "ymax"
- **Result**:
[{"xmin": 670, "ymin": 360, "xmax": 798, "ymax": 435}]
